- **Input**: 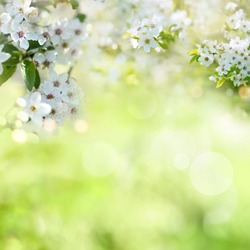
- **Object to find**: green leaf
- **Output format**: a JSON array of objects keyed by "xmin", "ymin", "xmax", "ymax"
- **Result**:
[
  {"xmin": 28, "ymin": 40, "xmax": 43, "ymax": 51},
  {"xmin": 46, "ymin": 46, "xmax": 56, "ymax": 51},
  {"xmin": 226, "ymin": 71, "xmax": 235, "ymax": 79},
  {"xmin": 69, "ymin": 0, "xmax": 79, "ymax": 9},
  {"xmin": 0, "ymin": 33, "xmax": 8, "ymax": 44},
  {"xmin": 0, "ymin": 65, "xmax": 17, "ymax": 86},
  {"xmin": 157, "ymin": 40, "xmax": 169, "ymax": 50},
  {"xmin": 169, "ymin": 24, "xmax": 178, "ymax": 31},
  {"xmin": 188, "ymin": 49, "xmax": 199, "ymax": 56},
  {"xmin": 76, "ymin": 13, "xmax": 86, "ymax": 23},
  {"xmin": 34, "ymin": 69, "xmax": 41, "ymax": 89},
  {"xmin": 156, "ymin": 30, "xmax": 176, "ymax": 51},
  {"xmin": 216, "ymin": 78, "xmax": 226, "ymax": 88},
  {"xmin": 190, "ymin": 54, "xmax": 200, "ymax": 64},
  {"xmin": 2, "ymin": 44, "xmax": 19, "ymax": 54},
  {"xmin": 2, "ymin": 44, "xmax": 20, "ymax": 66},
  {"xmin": 21, "ymin": 60, "xmax": 37, "ymax": 91},
  {"xmin": 244, "ymin": 76, "xmax": 250, "ymax": 83}
]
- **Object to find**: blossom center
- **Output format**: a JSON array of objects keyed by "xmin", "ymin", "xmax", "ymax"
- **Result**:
[
  {"xmin": 55, "ymin": 28, "xmax": 62, "ymax": 35},
  {"xmin": 53, "ymin": 81, "xmax": 60, "ymax": 87},
  {"xmin": 46, "ymin": 94, "xmax": 54, "ymax": 99},
  {"xmin": 18, "ymin": 31, "xmax": 25, "ymax": 38},
  {"xmin": 30, "ymin": 106, "xmax": 37, "ymax": 112}
]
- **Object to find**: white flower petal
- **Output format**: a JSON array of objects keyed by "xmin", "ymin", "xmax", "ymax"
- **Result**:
[
  {"xmin": 39, "ymin": 103, "xmax": 52, "ymax": 116},
  {"xmin": 0, "ymin": 52, "xmax": 11, "ymax": 63},
  {"xmin": 30, "ymin": 92, "xmax": 42, "ymax": 104},
  {"xmin": 20, "ymin": 38, "xmax": 29, "ymax": 50},
  {"xmin": 38, "ymin": 36, "xmax": 46, "ymax": 45}
]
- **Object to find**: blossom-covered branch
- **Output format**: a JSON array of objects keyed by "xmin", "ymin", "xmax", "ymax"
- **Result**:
[
  {"xmin": 190, "ymin": 2, "xmax": 250, "ymax": 88},
  {"xmin": 0, "ymin": 0, "xmax": 86, "ymax": 135},
  {"xmin": 127, "ymin": 0, "xmax": 191, "ymax": 53}
]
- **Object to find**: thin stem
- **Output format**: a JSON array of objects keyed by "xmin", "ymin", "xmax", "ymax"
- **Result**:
[{"xmin": 68, "ymin": 66, "xmax": 74, "ymax": 80}]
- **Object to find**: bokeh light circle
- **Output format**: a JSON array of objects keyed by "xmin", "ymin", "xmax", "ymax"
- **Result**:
[{"xmin": 190, "ymin": 152, "xmax": 233, "ymax": 196}]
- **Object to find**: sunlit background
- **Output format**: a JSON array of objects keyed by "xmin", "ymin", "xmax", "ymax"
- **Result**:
[{"xmin": 1, "ymin": 0, "xmax": 250, "ymax": 249}]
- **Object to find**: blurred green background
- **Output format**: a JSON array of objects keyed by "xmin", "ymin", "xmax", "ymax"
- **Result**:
[{"xmin": 1, "ymin": 0, "xmax": 250, "ymax": 249}]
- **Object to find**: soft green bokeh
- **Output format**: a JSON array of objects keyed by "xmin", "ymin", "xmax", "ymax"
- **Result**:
[{"xmin": 1, "ymin": 0, "xmax": 250, "ymax": 249}]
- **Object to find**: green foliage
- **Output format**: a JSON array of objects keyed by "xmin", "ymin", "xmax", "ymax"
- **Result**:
[
  {"xmin": 189, "ymin": 54, "xmax": 200, "ymax": 63},
  {"xmin": 156, "ymin": 27, "xmax": 180, "ymax": 50},
  {"xmin": 46, "ymin": 46, "xmax": 56, "ymax": 51},
  {"xmin": 69, "ymin": 0, "xmax": 79, "ymax": 9},
  {"xmin": 34, "ymin": 68, "xmax": 41, "ymax": 89},
  {"xmin": 0, "ymin": 37, "xmax": 20, "ymax": 87},
  {"xmin": 28, "ymin": 40, "xmax": 43, "ymax": 51},
  {"xmin": 43, "ymin": 0, "xmax": 80, "ymax": 9},
  {"xmin": 0, "ymin": 33, "xmax": 8, "ymax": 44},
  {"xmin": 20, "ymin": 60, "xmax": 38, "ymax": 91},
  {"xmin": 188, "ymin": 49, "xmax": 200, "ymax": 63},
  {"xmin": 0, "ymin": 42, "xmax": 43, "ymax": 89},
  {"xmin": 216, "ymin": 78, "xmax": 226, "ymax": 88},
  {"xmin": 76, "ymin": 13, "xmax": 87, "ymax": 23},
  {"xmin": 2, "ymin": 44, "xmax": 20, "ymax": 66},
  {"xmin": 0, "ymin": 65, "xmax": 17, "ymax": 86},
  {"xmin": 244, "ymin": 76, "xmax": 250, "ymax": 82}
]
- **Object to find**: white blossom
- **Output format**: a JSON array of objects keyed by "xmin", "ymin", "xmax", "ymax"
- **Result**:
[
  {"xmin": 138, "ymin": 33, "xmax": 158, "ymax": 53},
  {"xmin": 0, "ymin": 13, "xmax": 11, "ymax": 34},
  {"xmin": 196, "ymin": 6, "xmax": 250, "ymax": 88},
  {"xmin": 22, "ymin": 92, "xmax": 51, "ymax": 124},
  {"xmin": 34, "ymin": 50, "xmax": 56, "ymax": 69}
]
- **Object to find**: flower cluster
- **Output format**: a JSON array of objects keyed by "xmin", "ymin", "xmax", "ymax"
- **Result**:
[
  {"xmin": 127, "ymin": 0, "xmax": 191, "ymax": 53},
  {"xmin": 224, "ymin": 2, "xmax": 250, "ymax": 40},
  {"xmin": 0, "ymin": 0, "xmax": 86, "ymax": 134},
  {"xmin": 190, "ymin": 2, "xmax": 250, "ymax": 88},
  {"xmin": 19, "ymin": 71, "xmax": 82, "ymax": 131},
  {"xmin": 128, "ymin": 16, "xmax": 162, "ymax": 53}
]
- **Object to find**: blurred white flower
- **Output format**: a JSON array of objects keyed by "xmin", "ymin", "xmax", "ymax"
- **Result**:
[
  {"xmin": 225, "ymin": 2, "xmax": 238, "ymax": 12},
  {"xmin": 198, "ymin": 54, "xmax": 214, "ymax": 67},
  {"xmin": 22, "ymin": 92, "xmax": 51, "ymax": 124},
  {"xmin": 138, "ymin": 33, "xmax": 158, "ymax": 53},
  {"xmin": 0, "ymin": 12, "xmax": 11, "ymax": 34}
]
